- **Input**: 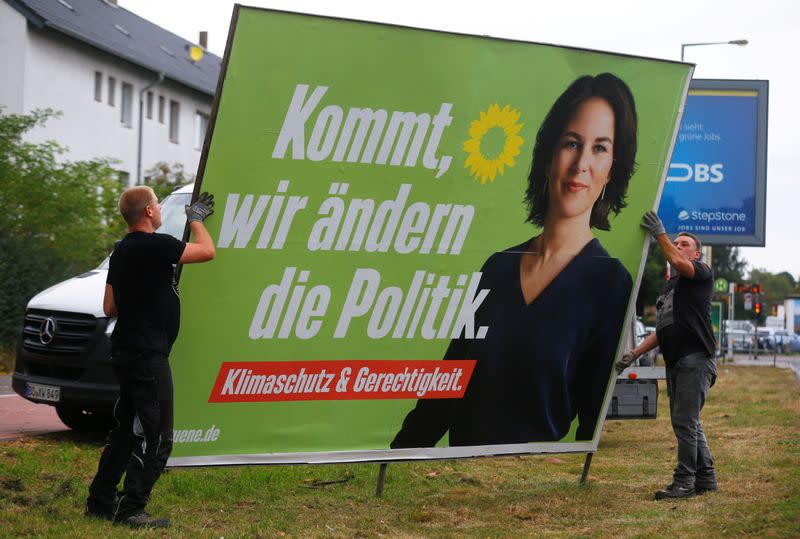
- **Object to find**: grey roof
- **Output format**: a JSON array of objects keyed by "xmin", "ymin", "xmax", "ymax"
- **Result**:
[{"xmin": 7, "ymin": 0, "xmax": 221, "ymax": 96}]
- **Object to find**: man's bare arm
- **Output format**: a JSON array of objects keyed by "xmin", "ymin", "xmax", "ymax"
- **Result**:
[
  {"xmin": 655, "ymin": 234, "xmax": 695, "ymax": 278},
  {"xmin": 641, "ymin": 211, "xmax": 695, "ymax": 278},
  {"xmin": 103, "ymin": 284, "xmax": 117, "ymax": 317},
  {"xmin": 180, "ymin": 221, "xmax": 215, "ymax": 264},
  {"xmin": 616, "ymin": 331, "xmax": 659, "ymax": 373},
  {"xmin": 632, "ymin": 331, "xmax": 659, "ymax": 357}
]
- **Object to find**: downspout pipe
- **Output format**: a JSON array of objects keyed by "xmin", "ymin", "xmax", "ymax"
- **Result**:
[{"xmin": 136, "ymin": 72, "xmax": 165, "ymax": 185}]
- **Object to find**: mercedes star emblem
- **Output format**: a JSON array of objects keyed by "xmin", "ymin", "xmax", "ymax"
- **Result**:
[{"xmin": 39, "ymin": 317, "xmax": 57, "ymax": 345}]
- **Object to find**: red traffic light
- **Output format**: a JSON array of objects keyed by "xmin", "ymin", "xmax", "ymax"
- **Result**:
[{"xmin": 755, "ymin": 302, "xmax": 762, "ymax": 315}]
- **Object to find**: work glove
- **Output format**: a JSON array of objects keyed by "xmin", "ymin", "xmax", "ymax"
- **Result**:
[
  {"xmin": 185, "ymin": 192, "xmax": 215, "ymax": 223},
  {"xmin": 640, "ymin": 211, "xmax": 666, "ymax": 239},
  {"xmin": 615, "ymin": 351, "xmax": 638, "ymax": 374}
]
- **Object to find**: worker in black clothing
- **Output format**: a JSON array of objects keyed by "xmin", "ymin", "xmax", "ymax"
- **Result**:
[
  {"xmin": 617, "ymin": 211, "xmax": 717, "ymax": 500},
  {"xmin": 86, "ymin": 186, "xmax": 215, "ymax": 528}
]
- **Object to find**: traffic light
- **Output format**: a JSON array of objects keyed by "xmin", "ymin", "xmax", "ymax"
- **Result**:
[
  {"xmin": 755, "ymin": 302, "xmax": 761, "ymax": 315},
  {"xmin": 737, "ymin": 283, "xmax": 763, "ymax": 294}
]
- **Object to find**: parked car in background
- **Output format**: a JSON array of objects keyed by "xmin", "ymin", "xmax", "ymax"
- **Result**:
[
  {"xmin": 765, "ymin": 329, "xmax": 800, "ymax": 353},
  {"xmin": 634, "ymin": 319, "xmax": 658, "ymax": 366},
  {"xmin": 723, "ymin": 328, "xmax": 756, "ymax": 352}
]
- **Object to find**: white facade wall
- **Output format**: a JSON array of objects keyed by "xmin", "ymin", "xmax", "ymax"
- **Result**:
[
  {"xmin": 1, "ymin": 18, "xmax": 212, "ymax": 186},
  {"xmin": 0, "ymin": 2, "xmax": 28, "ymax": 113}
]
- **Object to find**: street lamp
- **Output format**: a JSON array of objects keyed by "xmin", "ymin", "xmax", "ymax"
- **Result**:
[
  {"xmin": 681, "ymin": 39, "xmax": 748, "ymax": 61},
  {"xmin": 678, "ymin": 38, "xmax": 748, "ymax": 274}
]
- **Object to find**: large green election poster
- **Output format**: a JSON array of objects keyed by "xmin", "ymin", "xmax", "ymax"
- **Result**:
[{"xmin": 168, "ymin": 6, "xmax": 691, "ymax": 466}]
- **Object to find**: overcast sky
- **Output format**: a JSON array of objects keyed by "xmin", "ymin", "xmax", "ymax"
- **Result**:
[{"xmin": 120, "ymin": 0, "xmax": 798, "ymax": 278}]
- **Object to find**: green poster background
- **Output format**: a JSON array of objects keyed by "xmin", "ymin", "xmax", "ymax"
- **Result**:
[
  {"xmin": 169, "ymin": 7, "xmax": 691, "ymax": 464},
  {"xmin": 711, "ymin": 301, "xmax": 723, "ymax": 350}
]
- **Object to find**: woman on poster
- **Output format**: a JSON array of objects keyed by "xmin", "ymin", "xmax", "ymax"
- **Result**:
[{"xmin": 392, "ymin": 73, "xmax": 636, "ymax": 448}]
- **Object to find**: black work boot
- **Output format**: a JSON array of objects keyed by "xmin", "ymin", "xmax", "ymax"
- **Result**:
[
  {"xmin": 84, "ymin": 499, "xmax": 115, "ymax": 521},
  {"xmin": 116, "ymin": 511, "xmax": 170, "ymax": 529},
  {"xmin": 654, "ymin": 484, "xmax": 696, "ymax": 500},
  {"xmin": 695, "ymin": 483, "xmax": 719, "ymax": 495}
]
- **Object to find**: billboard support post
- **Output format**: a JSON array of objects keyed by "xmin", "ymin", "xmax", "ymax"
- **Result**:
[
  {"xmin": 375, "ymin": 463, "xmax": 388, "ymax": 498},
  {"xmin": 580, "ymin": 453, "xmax": 594, "ymax": 484}
]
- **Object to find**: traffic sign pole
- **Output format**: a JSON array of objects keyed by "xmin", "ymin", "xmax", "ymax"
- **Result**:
[{"xmin": 728, "ymin": 282, "xmax": 735, "ymax": 360}]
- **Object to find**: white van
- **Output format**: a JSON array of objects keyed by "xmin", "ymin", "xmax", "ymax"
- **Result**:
[{"xmin": 11, "ymin": 185, "xmax": 193, "ymax": 431}]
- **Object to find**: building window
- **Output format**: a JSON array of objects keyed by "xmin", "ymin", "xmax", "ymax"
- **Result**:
[
  {"xmin": 146, "ymin": 91, "xmax": 153, "ymax": 120},
  {"xmin": 117, "ymin": 170, "xmax": 130, "ymax": 186},
  {"xmin": 108, "ymin": 76, "xmax": 116, "ymax": 106},
  {"xmin": 169, "ymin": 100, "xmax": 179, "ymax": 143},
  {"xmin": 195, "ymin": 111, "xmax": 209, "ymax": 150},
  {"xmin": 158, "ymin": 95, "xmax": 165, "ymax": 123},
  {"xmin": 94, "ymin": 71, "xmax": 102, "ymax": 102},
  {"xmin": 121, "ymin": 82, "xmax": 133, "ymax": 127}
]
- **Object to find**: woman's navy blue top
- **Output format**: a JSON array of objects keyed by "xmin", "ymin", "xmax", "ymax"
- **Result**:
[{"xmin": 391, "ymin": 238, "xmax": 632, "ymax": 447}]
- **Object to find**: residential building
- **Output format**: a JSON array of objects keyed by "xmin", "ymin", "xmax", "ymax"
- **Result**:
[{"xmin": 0, "ymin": 0, "xmax": 221, "ymax": 185}]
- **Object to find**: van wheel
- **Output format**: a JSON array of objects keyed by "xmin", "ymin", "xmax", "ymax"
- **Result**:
[{"xmin": 55, "ymin": 405, "xmax": 113, "ymax": 432}]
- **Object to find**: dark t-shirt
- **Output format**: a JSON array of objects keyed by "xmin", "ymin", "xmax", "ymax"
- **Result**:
[
  {"xmin": 107, "ymin": 231, "xmax": 186, "ymax": 355},
  {"xmin": 391, "ymin": 238, "xmax": 632, "ymax": 447},
  {"xmin": 655, "ymin": 260, "xmax": 716, "ymax": 363}
]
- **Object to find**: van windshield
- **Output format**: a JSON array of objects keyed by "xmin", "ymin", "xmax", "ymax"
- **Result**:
[
  {"xmin": 97, "ymin": 191, "xmax": 192, "ymax": 270},
  {"xmin": 155, "ymin": 192, "xmax": 192, "ymax": 239}
]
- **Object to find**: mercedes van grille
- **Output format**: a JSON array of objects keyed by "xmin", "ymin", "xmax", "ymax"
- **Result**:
[{"xmin": 22, "ymin": 310, "xmax": 98, "ymax": 358}]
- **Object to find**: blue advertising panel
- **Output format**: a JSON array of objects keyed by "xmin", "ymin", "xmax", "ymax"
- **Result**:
[{"xmin": 658, "ymin": 80, "xmax": 768, "ymax": 246}]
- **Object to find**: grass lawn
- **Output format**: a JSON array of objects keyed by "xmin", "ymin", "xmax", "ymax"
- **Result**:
[{"xmin": 1, "ymin": 365, "xmax": 798, "ymax": 538}]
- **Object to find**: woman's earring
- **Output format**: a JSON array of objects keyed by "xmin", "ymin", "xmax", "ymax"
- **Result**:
[
  {"xmin": 542, "ymin": 177, "xmax": 549, "ymax": 196},
  {"xmin": 600, "ymin": 183, "xmax": 607, "ymax": 200}
]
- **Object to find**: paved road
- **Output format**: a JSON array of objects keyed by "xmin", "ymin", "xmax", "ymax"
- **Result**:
[
  {"xmin": 0, "ymin": 375, "xmax": 69, "ymax": 441},
  {"xmin": 725, "ymin": 352, "xmax": 800, "ymax": 382},
  {"xmin": 0, "ymin": 374, "xmax": 11, "ymax": 395}
]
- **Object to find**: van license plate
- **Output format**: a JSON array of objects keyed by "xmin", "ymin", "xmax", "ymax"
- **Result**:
[{"xmin": 25, "ymin": 383, "xmax": 61, "ymax": 403}]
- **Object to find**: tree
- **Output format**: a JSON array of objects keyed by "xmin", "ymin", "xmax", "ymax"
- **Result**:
[
  {"xmin": 0, "ymin": 108, "xmax": 125, "ymax": 347},
  {"xmin": 636, "ymin": 240, "xmax": 667, "ymax": 325},
  {"xmin": 711, "ymin": 245, "xmax": 747, "ymax": 284},
  {"xmin": 143, "ymin": 161, "xmax": 193, "ymax": 201}
]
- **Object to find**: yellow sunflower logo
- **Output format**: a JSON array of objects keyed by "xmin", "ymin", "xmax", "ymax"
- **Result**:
[{"xmin": 463, "ymin": 104, "xmax": 525, "ymax": 185}]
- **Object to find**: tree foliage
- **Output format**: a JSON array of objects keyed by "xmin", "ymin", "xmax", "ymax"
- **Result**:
[
  {"xmin": 635, "ymin": 240, "xmax": 667, "ymax": 324},
  {"xmin": 0, "ymin": 108, "xmax": 125, "ymax": 345},
  {"xmin": 143, "ymin": 161, "xmax": 193, "ymax": 201},
  {"xmin": 711, "ymin": 245, "xmax": 747, "ymax": 284}
]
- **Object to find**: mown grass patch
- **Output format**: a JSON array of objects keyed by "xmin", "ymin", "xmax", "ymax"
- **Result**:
[{"xmin": 1, "ymin": 365, "xmax": 798, "ymax": 538}]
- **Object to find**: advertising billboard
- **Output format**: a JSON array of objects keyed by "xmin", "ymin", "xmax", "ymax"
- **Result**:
[
  {"xmin": 167, "ymin": 6, "xmax": 691, "ymax": 466},
  {"xmin": 658, "ymin": 79, "xmax": 768, "ymax": 246}
]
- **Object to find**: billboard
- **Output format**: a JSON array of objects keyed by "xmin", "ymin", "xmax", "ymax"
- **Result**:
[
  {"xmin": 658, "ymin": 79, "xmax": 768, "ymax": 246},
  {"xmin": 167, "ymin": 6, "xmax": 691, "ymax": 466}
]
